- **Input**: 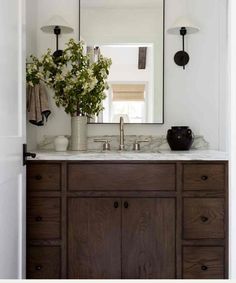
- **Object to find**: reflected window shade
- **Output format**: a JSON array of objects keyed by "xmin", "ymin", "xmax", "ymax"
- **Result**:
[{"xmin": 112, "ymin": 84, "xmax": 145, "ymax": 101}]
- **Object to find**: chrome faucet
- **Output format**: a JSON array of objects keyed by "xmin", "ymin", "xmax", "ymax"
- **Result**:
[{"xmin": 119, "ymin": 117, "xmax": 125, "ymax": 150}]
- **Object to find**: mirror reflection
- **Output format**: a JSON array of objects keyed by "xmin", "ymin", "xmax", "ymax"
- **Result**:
[{"xmin": 81, "ymin": 0, "xmax": 164, "ymax": 124}]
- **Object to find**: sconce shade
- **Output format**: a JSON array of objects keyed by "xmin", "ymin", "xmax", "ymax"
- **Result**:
[
  {"xmin": 41, "ymin": 15, "xmax": 74, "ymax": 34},
  {"xmin": 167, "ymin": 16, "xmax": 200, "ymax": 35}
]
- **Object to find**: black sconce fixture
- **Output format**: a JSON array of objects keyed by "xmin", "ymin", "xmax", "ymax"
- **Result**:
[
  {"xmin": 168, "ymin": 17, "xmax": 199, "ymax": 70},
  {"xmin": 41, "ymin": 15, "xmax": 74, "ymax": 58}
]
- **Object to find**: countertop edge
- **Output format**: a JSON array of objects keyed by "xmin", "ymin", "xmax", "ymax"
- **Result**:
[{"xmin": 27, "ymin": 150, "xmax": 229, "ymax": 162}]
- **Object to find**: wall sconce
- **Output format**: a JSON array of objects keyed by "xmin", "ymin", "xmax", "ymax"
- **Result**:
[
  {"xmin": 168, "ymin": 17, "xmax": 199, "ymax": 69},
  {"xmin": 41, "ymin": 15, "xmax": 74, "ymax": 58}
]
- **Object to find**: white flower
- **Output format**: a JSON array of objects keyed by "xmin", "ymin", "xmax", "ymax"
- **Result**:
[{"xmin": 26, "ymin": 38, "xmax": 112, "ymax": 116}]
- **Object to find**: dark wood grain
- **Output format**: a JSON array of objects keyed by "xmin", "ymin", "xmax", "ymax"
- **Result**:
[
  {"xmin": 183, "ymin": 246, "xmax": 224, "ymax": 279},
  {"xmin": 67, "ymin": 191, "xmax": 177, "ymax": 198},
  {"xmin": 26, "ymin": 160, "xmax": 228, "ymax": 280},
  {"xmin": 176, "ymin": 162, "xmax": 182, "ymax": 278},
  {"xmin": 183, "ymin": 191, "xmax": 225, "ymax": 198},
  {"xmin": 183, "ymin": 198, "xmax": 224, "ymax": 239},
  {"xmin": 183, "ymin": 164, "xmax": 225, "ymax": 191},
  {"xmin": 224, "ymin": 163, "xmax": 229, "ymax": 278},
  {"xmin": 68, "ymin": 198, "xmax": 121, "ymax": 279},
  {"xmin": 27, "ymin": 164, "xmax": 61, "ymax": 191},
  {"xmin": 27, "ymin": 246, "xmax": 61, "ymax": 279},
  {"xmin": 27, "ymin": 197, "xmax": 61, "ymax": 240},
  {"xmin": 182, "ymin": 239, "xmax": 225, "ymax": 246},
  {"xmin": 122, "ymin": 198, "xmax": 176, "ymax": 279},
  {"xmin": 68, "ymin": 163, "xmax": 176, "ymax": 191},
  {"xmin": 29, "ymin": 240, "xmax": 61, "ymax": 246},
  {"xmin": 61, "ymin": 162, "xmax": 67, "ymax": 279}
]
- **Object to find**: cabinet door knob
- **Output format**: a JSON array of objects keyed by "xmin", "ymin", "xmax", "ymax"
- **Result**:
[
  {"xmin": 114, "ymin": 201, "xmax": 119, "ymax": 209},
  {"xmin": 35, "ymin": 265, "xmax": 42, "ymax": 271},
  {"xmin": 124, "ymin": 201, "xmax": 129, "ymax": 209},
  {"xmin": 201, "ymin": 175, "xmax": 208, "ymax": 181},
  {"xmin": 35, "ymin": 216, "xmax": 43, "ymax": 222},
  {"xmin": 35, "ymin": 175, "xmax": 42, "ymax": 180},
  {"xmin": 201, "ymin": 265, "xmax": 208, "ymax": 271},
  {"xmin": 200, "ymin": 216, "xmax": 209, "ymax": 223}
]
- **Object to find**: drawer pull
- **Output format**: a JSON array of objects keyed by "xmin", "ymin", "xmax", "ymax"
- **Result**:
[
  {"xmin": 35, "ymin": 216, "xmax": 43, "ymax": 222},
  {"xmin": 35, "ymin": 265, "xmax": 42, "ymax": 271},
  {"xmin": 124, "ymin": 201, "xmax": 129, "ymax": 209},
  {"xmin": 114, "ymin": 201, "xmax": 119, "ymax": 209},
  {"xmin": 201, "ymin": 175, "xmax": 208, "ymax": 181},
  {"xmin": 200, "ymin": 216, "xmax": 209, "ymax": 223},
  {"xmin": 35, "ymin": 175, "xmax": 42, "ymax": 180},
  {"xmin": 201, "ymin": 265, "xmax": 208, "ymax": 271}
]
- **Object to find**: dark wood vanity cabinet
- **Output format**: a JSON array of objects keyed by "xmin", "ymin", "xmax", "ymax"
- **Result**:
[
  {"xmin": 26, "ymin": 161, "xmax": 228, "ymax": 279},
  {"xmin": 68, "ymin": 198, "xmax": 175, "ymax": 279},
  {"xmin": 121, "ymin": 198, "xmax": 176, "ymax": 279}
]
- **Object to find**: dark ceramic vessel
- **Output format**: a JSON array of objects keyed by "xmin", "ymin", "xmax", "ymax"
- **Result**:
[{"xmin": 167, "ymin": 126, "xmax": 194, "ymax": 151}]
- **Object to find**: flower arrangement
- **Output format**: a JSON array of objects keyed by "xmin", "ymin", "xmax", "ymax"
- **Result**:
[{"xmin": 26, "ymin": 39, "xmax": 112, "ymax": 117}]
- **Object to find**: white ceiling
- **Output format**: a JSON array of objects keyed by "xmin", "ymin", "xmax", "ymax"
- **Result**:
[{"xmin": 81, "ymin": 0, "xmax": 163, "ymax": 9}]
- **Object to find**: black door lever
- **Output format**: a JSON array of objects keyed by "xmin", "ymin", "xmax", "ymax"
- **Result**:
[{"xmin": 23, "ymin": 144, "xmax": 36, "ymax": 166}]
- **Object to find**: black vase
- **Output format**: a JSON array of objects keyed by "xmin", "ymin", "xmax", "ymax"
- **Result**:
[{"xmin": 167, "ymin": 126, "xmax": 194, "ymax": 151}]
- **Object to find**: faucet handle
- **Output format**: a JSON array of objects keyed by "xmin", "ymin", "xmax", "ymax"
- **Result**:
[
  {"xmin": 94, "ymin": 139, "xmax": 111, "ymax": 151},
  {"xmin": 133, "ymin": 139, "xmax": 149, "ymax": 151}
]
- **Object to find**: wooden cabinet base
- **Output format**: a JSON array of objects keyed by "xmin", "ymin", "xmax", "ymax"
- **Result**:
[
  {"xmin": 27, "ymin": 161, "xmax": 228, "ymax": 279},
  {"xmin": 27, "ymin": 246, "xmax": 61, "ymax": 279},
  {"xmin": 68, "ymin": 198, "xmax": 121, "ymax": 279},
  {"xmin": 183, "ymin": 247, "xmax": 225, "ymax": 279}
]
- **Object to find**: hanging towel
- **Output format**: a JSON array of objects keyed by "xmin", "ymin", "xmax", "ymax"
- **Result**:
[{"xmin": 27, "ymin": 83, "xmax": 51, "ymax": 126}]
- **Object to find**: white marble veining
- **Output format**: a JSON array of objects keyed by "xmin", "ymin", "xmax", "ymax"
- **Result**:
[
  {"xmin": 31, "ymin": 134, "xmax": 227, "ymax": 161},
  {"xmin": 29, "ymin": 150, "xmax": 228, "ymax": 161},
  {"xmin": 38, "ymin": 134, "xmax": 209, "ymax": 151}
]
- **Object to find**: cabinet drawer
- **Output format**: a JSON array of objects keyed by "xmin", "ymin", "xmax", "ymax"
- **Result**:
[
  {"xmin": 27, "ymin": 164, "xmax": 61, "ymax": 191},
  {"xmin": 27, "ymin": 198, "xmax": 61, "ymax": 240},
  {"xmin": 183, "ymin": 164, "xmax": 225, "ymax": 191},
  {"xmin": 183, "ymin": 247, "xmax": 224, "ymax": 279},
  {"xmin": 183, "ymin": 198, "xmax": 224, "ymax": 239},
  {"xmin": 68, "ymin": 164, "xmax": 176, "ymax": 191},
  {"xmin": 27, "ymin": 246, "xmax": 61, "ymax": 279}
]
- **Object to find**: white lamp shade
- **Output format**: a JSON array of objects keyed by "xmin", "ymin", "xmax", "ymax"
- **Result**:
[
  {"xmin": 41, "ymin": 15, "xmax": 74, "ymax": 34},
  {"xmin": 167, "ymin": 16, "xmax": 200, "ymax": 35}
]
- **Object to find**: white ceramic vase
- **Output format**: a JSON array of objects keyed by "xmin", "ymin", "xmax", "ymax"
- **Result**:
[
  {"xmin": 71, "ymin": 116, "xmax": 88, "ymax": 151},
  {"xmin": 54, "ymin": 135, "xmax": 69, "ymax": 152}
]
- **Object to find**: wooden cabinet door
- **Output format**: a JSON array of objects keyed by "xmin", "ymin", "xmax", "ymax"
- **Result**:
[
  {"xmin": 27, "ymin": 246, "xmax": 61, "ymax": 279},
  {"xmin": 68, "ymin": 198, "xmax": 121, "ymax": 279},
  {"xmin": 122, "ymin": 198, "xmax": 176, "ymax": 279}
]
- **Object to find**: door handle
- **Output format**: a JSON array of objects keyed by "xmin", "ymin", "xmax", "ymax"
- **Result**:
[
  {"xmin": 124, "ymin": 201, "xmax": 129, "ymax": 209},
  {"xmin": 23, "ymin": 144, "xmax": 36, "ymax": 165},
  {"xmin": 114, "ymin": 201, "xmax": 119, "ymax": 208}
]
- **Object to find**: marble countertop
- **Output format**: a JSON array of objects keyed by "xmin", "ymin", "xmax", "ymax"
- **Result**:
[{"xmin": 28, "ymin": 150, "xmax": 229, "ymax": 161}]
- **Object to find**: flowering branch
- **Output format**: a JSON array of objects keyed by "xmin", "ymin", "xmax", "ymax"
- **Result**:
[{"xmin": 26, "ymin": 39, "xmax": 112, "ymax": 117}]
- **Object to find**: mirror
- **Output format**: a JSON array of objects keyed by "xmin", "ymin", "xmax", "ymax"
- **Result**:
[{"xmin": 80, "ymin": 0, "xmax": 164, "ymax": 124}]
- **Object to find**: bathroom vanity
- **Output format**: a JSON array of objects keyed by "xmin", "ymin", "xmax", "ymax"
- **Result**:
[{"xmin": 26, "ymin": 151, "xmax": 228, "ymax": 279}]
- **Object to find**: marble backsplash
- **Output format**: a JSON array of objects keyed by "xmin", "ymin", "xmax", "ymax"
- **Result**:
[{"xmin": 38, "ymin": 135, "xmax": 209, "ymax": 152}]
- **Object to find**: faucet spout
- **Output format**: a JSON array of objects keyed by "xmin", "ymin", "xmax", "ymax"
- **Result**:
[{"xmin": 119, "ymin": 117, "xmax": 125, "ymax": 150}]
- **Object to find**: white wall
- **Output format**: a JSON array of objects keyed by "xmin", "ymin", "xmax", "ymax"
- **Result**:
[
  {"xmin": 26, "ymin": 0, "xmax": 228, "ymax": 151},
  {"xmin": 26, "ymin": 0, "xmax": 79, "ymax": 149}
]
